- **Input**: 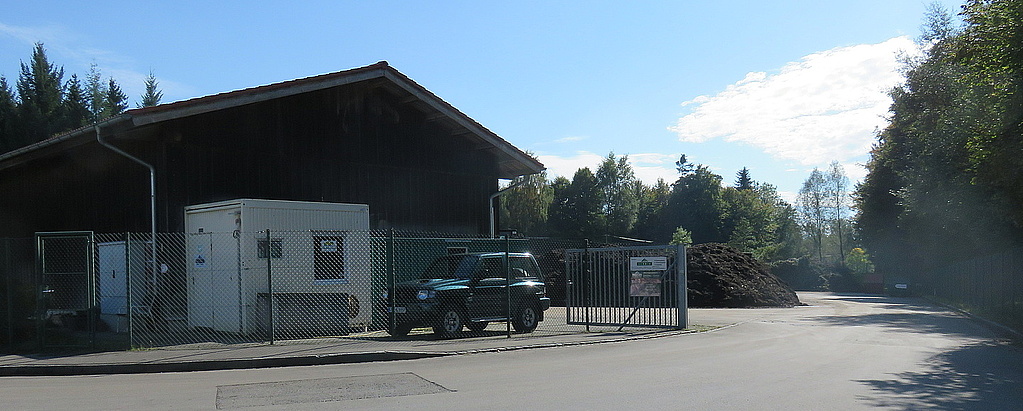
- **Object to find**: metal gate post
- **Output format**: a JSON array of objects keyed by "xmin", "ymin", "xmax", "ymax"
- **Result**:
[{"xmin": 677, "ymin": 244, "xmax": 688, "ymax": 329}]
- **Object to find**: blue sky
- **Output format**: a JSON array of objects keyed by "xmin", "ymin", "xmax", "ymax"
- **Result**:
[{"xmin": 1, "ymin": 1, "xmax": 964, "ymax": 201}]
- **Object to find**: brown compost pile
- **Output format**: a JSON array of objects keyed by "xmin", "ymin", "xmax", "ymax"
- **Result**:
[{"xmin": 686, "ymin": 243, "xmax": 802, "ymax": 308}]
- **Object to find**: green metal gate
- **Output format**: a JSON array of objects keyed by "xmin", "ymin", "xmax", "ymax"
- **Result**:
[
  {"xmin": 565, "ymin": 244, "xmax": 687, "ymax": 330},
  {"xmin": 36, "ymin": 231, "xmax": 96, "ymax": 349}
]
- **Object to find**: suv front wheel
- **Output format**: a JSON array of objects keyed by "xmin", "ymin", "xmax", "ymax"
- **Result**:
[
  {"xmin": 387, "ymin": 322, "xmax": 414, "ymax": 337},
  {"xmin": 512, "ymin": 304, "xmax": 539, "ymax": 333},
  {"xmin": 433, "ymin": 307, "xmax": 465, "ymax": 337}
]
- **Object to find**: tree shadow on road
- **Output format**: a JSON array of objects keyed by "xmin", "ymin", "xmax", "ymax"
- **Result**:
[
  {"xmin": 856, "ymin": 341, "xmax": 1023, "ymax": 410},
  {"xmin": 825, "ymin": 294, "xmax": 956, "ymax": 314},
  {"xmin": 807, "ymin": 293, "xmax": 1023, "ymax": 409},
  {"xmin": 807, "ymin": 294, "xmax": 999, "ymax": 340}
]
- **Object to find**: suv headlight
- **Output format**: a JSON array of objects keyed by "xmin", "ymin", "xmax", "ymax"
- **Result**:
[{"xmin": 416, "ymin": 290, "xmax": 437, "ymax": 300}]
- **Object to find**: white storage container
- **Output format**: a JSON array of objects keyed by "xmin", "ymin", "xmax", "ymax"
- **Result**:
[{"xmin": 184, "ymin": 199, "xmax": 371, "ymax": 335}]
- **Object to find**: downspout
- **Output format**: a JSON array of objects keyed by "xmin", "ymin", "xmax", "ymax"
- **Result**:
[
  {"xmin": 489, "ymin": 178, "xmax": 527, "ymax": 238},
  {"xmin": 95, "ymin": 121, "xmax": 158, "ymax": 315}
]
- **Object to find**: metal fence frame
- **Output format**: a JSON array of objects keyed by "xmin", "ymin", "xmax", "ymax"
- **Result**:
[
  {"xmin": 564, "ymin": 244, "xmax": 687, "ymax": 330},
  {"xmin": 35, "ymin": 231, "xmax": 97, "ymax": 350}
]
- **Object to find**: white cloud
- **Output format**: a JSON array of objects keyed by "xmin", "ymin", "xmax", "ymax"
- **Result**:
[
  {"xmin": 0, "ymin": 22, "xmax": 63, "ymax": 46},
  {"xmin": 552, "ymin": 136, "xmax": 587, "ymax": 143},
  {"xmin": 670, "ymin": 37, "xmax": 920, "ymax": 166},
  {"xmin": 536, "ymin": 151, "xmax": 604, "ymax": 179},
  {"xmin": 628, "ymin": 153, "xmax": 680, "ymax": 184}
]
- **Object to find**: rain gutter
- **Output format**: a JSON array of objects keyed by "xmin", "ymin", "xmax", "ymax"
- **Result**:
[{"xmin": 95, "ymin": 119, "xmax": 158, "ymax": 296}]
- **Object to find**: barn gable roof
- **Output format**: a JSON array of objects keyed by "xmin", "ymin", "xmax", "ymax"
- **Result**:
[{"xmin": 0, "ymin": 61, "xmax": 543, "ymax": 178}]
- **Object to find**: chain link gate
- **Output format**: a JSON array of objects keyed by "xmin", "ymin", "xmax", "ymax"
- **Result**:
[
  {"xmin": 565, "ymin": 244, "xmax": 687, "ymax": 330},
  {"xmin": 35, "ymin": 231, "xmax": 96, "ymax": 349}
]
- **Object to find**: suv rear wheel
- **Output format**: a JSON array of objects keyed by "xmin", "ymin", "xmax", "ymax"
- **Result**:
[{"xmin": 433, "ymin": 308, "xmax": 465, "ymax": 337}]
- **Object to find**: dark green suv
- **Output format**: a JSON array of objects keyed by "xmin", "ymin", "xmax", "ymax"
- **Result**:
[{"xmin": 385, "ymin": 252, "xmax": 550, "ymax": 337}]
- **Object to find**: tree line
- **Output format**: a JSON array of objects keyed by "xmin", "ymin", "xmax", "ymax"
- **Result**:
[
  {"xmin": 856, "ymin": 0, "xmax": 1023, "ymax": 277},
  {"xmin": 501, "ymin": 152, "xmax": 856, "ymax": 268},
  {"xmin": 0, "ymin": 43, "xmax": 163, "ymax": 153}
]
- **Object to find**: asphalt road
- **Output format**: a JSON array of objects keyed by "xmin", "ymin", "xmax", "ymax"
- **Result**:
[{"xmin": 1, "ymin": 293, "xmax": 1020, "ymax": 410}]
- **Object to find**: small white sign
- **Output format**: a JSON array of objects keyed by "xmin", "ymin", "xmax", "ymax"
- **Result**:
[
  {"xmin": 630, "ymin": 256, "xmax": 667, "ymax": 271},
  {"xmin": 320, "ymin": 239, "xmax": 339, "ymax": 253}
]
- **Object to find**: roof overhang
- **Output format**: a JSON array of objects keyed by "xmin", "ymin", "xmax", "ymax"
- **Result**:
[{"xmin": 0, "ymin": 62, "xmax": 544, "ymax": 178}]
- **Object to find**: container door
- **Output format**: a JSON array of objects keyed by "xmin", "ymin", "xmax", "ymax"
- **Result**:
[
  {"xmin": 187, "ymin": 233, "xmax": 214, "ymax": 328},
  {"xmin": 211, "ymin": 230, "xmax": 242, "ymax": 333}
]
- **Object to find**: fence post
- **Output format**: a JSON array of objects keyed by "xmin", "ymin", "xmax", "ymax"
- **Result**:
[
  {"xmin": 583, "ymin": 238, "xmax": 590, "ymax": 333},
  {"xmin": 387, "ymin": 228, "xmax": 395, "ymax": 335},
  {"xmin": 88, "ymin": 235, "xmax": 96, "ymax": 349},
  {"xmin": 504, "ymin": 234, "xmax": 512, "ymax": 338},
  {"xmin": 125, "ymin": 233, "xmax": 134, "ymax": 348},
  {"xmin": 266, "ymin": 229, "xmax": 274, "ymax": 345}
]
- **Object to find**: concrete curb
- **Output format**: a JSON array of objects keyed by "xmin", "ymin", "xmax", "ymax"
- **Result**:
[
  {"xmin": 0, "ymin": 351, "xmax": 448, "ymax": 377},
  {"xmin": 0, "ymin": 328, "xmax": 703, "ymax": 377}
]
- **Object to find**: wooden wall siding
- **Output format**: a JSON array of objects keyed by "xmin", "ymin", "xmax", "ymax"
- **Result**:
[{"xmin": 0, "ymin": 81, "xmax": 501, "ymax": 237}]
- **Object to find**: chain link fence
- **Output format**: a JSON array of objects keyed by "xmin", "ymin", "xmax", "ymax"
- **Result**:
[
  {"xmin": 1, "ymin": 237, "xmax": 34, "ymax": 352},
  {"xmin": 930, "ymin": 246, "xmax": 1023, "ymax": 333},
  {"xmin": 2, "ymin": 231, "xmax": 688, "ymax": 352}
]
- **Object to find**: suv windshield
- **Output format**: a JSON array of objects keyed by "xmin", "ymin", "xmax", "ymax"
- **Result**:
[{"xmin": 419, "ymin": 255, "xmax": 477, "ymax": 280}]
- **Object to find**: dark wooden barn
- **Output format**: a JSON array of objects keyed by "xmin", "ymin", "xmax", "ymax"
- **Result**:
[{"xmin": 0, "ymin": 62, "xmax": 543, "ymax": 237}]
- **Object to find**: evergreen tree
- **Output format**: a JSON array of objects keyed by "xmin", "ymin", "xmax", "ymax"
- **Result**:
[
  {"xmin": 62, "ymin": 74, "xmax": 90, "ymax": 130},
  {"xmin": 735, "ymin": 167, "xmax": 753, "ymax": 191},
  {"xmin": 102, "ymin": 78, "xmax": 128, "ymax": 118},
  {"xmin": 0, "ymin": 76, "xmax": 21, "ymax": 152},
  {"xmin": 138, "ymin": 70, "xmax": 163, "ymax": 108},
  {"xmin": 16, "ymin": 42, "xmax": 64, "ymax": 143}
]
